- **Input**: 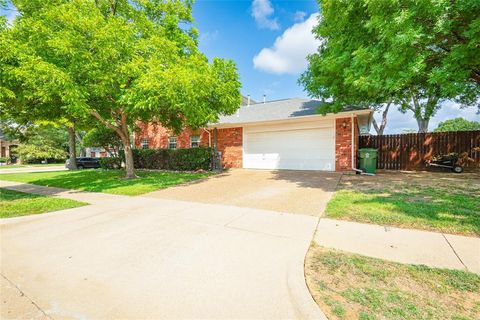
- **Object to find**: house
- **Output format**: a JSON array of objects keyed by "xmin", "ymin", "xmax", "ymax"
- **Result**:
[
  {"xmin": 135, "ymin": 98, "xmax": 372, "ymax": 171},
  {"xmin": 0, "ymin": 129, "xmax": 19, "ymax": 163},
  {"xmin": 85, "ymin": 147, "xmax": 108, "ymax": 158}
]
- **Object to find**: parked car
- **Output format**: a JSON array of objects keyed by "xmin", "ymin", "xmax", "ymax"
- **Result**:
[{"xmin": 66, "ymin": 157, "xmax": 101, "ymax": 169}]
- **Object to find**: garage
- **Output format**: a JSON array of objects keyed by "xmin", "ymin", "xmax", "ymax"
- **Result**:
[{"xmin": 243, "ymin": 120, "xmax": 336, "ymax": 171}]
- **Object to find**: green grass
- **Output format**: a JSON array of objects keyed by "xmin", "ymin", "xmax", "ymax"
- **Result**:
[
  {"xmin": 0, "ymin": 188, "xmax": 86, "ymax": 218},
  {"xmin": 306, "ymin": 245, "xmax": 480, "ymax": 320},
  {"xmin": 0, "ymin": 169, "xmax": 212, "ymax": 196},
  {"xmin": 325, "ymin": 177, "xmax": 480, "ymax": 236}
]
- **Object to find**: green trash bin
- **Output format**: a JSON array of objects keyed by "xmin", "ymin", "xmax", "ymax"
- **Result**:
[{"xmin": 359, "ymin": 148, "xmax": 378, "ymax": 174}]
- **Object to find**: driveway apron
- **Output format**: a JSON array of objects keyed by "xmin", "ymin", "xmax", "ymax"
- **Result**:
[{"xmin": 1, "ymin": 179, "xmax": 328, "ymax": 319}]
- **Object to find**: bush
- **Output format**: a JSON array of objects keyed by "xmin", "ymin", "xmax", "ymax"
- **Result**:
[
  {"xmin": 99, "ymin": 157, "xmax": 123, "ymax": 170},
  {"xmin": 0, "ymin": 157, "xmax": 8, "ymax": 163},
  {"xmin": 133, "ymin": 148, "xmax": 213, "ymax": 171}
]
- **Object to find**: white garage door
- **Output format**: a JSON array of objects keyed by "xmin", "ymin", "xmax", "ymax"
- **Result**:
[{"xmin": 243, "ymin": 121, "xmax": 335, "ymax": 171}]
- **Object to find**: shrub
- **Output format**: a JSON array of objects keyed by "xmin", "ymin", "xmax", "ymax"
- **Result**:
[
  {"xmin": 99, "ymin": 157, "xmax": 123, "ymax": 170},
  {"xmin": 0, "ymin": 157, "xmax": 8, "ymax": 163},
  {"xmin": 133, "ymin": 147, "xmax": 213, "ymax": 171}
]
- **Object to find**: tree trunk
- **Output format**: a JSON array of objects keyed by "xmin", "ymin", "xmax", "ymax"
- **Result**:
[
  {"xmin": 89, "ymin": 109, "xmax": 137, "ymax": 179},
  {"xmin": 67, "ymin": 125, "xmax": 77, "ymax": 170},
  {"xmin": 372, "ymin": 103, "xmax": 390, "ymax": 135},
  {"xmin": 416, "ymin": 118, "xmax": 429, "ymax": 133},
  {"xmin": 122, "ymin": 137, "xmax": 136, "ymax": 179}
]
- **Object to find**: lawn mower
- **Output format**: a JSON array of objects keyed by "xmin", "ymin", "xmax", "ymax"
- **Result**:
[{"xmin": 426, "ymin": 153, "xmax": 464, "ymax": 173}]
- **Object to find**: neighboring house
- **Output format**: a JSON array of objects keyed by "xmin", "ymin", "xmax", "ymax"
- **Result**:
[
  {"xmin": 85, "ymin": 147, "xmax": 108, "ymax": 158},
  {"xmin": 135, "ymin": 98, "xmax": 372, "ymax": 172},
  {"xmin": 0, "ymin": 129, "xmax": 19, "ymax": 163}
]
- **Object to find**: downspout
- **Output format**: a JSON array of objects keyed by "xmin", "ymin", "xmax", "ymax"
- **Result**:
[
  {"xmin": 351, "ymin": 113, "xmax": 355, "ymax": 170},
  {"xmin": 351, "ymin": 113, "xmax": 374, "ymax": 175},
  {"xmin": 202, "ymin": 127, "xmax": 212, "ymax": 147}
]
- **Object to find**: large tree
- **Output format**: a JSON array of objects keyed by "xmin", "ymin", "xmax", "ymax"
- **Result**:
[
  {"xmin": 300, "ymin": 0, "xmax": 479, "ymax": 133},
  {"xmin": 0, "ymin": 0, "xmax": 241, "ymax": 178}
]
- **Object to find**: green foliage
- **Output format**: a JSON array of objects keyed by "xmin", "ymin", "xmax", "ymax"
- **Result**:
[
  {"xmin": 9, "ymin": 125, "xmax": 69, "ymax": 163},
  {"xmin": 133, "ymin": 148, "xmax": 213, "ymax": 171},
  {"xmin": 99, "ymin": 157, "xmax": 122, "ymax": 170},
  {"xmin": 16, "ymin": 144, "xmax": 66, "ymax": 163},
  {"xmin": 301, "ymin": 0, "xmax": 480, "ymax": 131},
  {"xmin": 434, "ymin": 118, "xmax": 480, "ymax": 132},
  {"xmin": 83, "ymin": 126, "xmax": 122, "ymax": 155},
  {"xmin": 0, "ymin": 156, "xmax": 8, "ymax": 163},
  {"xmin": 0, "ymin": 0, "xmax": 241, "ymax": 178}
]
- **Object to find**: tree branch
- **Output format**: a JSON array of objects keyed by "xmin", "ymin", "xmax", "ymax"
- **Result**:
[{"xmin": 90, "ymin": 110, "xmax": 125, "ymax": 140}]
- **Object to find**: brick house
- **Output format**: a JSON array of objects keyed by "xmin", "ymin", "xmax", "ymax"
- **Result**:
[{"xmin": 135, "ymin": 98, "xmax": 372, "ymax": 172}]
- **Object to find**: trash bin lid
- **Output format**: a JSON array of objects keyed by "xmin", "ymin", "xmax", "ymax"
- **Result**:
[{"xmin": 359, "ymin": 148, "xmax": 378, "ymax": 153}]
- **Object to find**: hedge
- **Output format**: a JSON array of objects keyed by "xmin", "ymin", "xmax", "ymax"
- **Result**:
[
  {"xmin": 99, "ymin": 157, "xmax": 123, "ymax": 170},
  {"xmin": 133, "ymin": 148, "xmax": 214, "ymax": 171}
]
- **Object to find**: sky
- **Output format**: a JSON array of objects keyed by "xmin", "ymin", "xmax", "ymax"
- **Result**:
[{"xmin": 2, "ymin": 0, "xmax": 479, "ymax": 133}]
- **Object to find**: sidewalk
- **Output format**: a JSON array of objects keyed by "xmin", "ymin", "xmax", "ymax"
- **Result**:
[
  {"xmin": 0, "ymin": 166, "xmax": 66, "ymax": 174},
  {"xmin": 315, "ymin": 218, "xmax": 480, "ymax": 274}
]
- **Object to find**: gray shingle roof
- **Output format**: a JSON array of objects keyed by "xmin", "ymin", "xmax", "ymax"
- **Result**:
[{"xmin": 217, "ymin": 98, "xmax": 346, "ymax": 125}]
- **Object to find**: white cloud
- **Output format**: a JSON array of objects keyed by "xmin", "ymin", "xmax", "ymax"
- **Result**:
[
  {"xmin": 294, "ymin": 11, "xmax": 306, "ymax": 22},
  {"xmin": 253, "ymin": 13, "xmax": 320, "ymax": 75},
  {"xmin": 251, "ymin": 0, "xmax": 279, "ymax": 30}
]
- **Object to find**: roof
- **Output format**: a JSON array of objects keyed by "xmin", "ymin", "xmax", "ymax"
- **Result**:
[
  {"xmin": 241, "ymin": 95, "xmax": 257, "ymax": 106},
  {"xmin": 215, "ymin": 98, "xmax": 369, "ymax": 126}
]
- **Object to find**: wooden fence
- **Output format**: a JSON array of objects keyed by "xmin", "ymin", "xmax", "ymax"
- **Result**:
[{"xmin": 359, "ymin": 131, "xmax": 480, "ymax": 170}]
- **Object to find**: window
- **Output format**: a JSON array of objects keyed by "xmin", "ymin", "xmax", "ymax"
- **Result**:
[
  {"xmin": 190, "ymin": 135, "xmax": 200, "ymax": 148},
  {"xmin": 168, "ymin": 137, "xmax": 177, "ymax": 149},
  {"xmin": 141, "ymin": 138, "xmax": 149, "ymax": 149}
]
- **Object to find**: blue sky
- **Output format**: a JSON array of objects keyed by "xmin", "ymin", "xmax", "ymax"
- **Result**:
[{"xmin": 2, "ymin": 0, "xmax": 479, "ymax": 133}]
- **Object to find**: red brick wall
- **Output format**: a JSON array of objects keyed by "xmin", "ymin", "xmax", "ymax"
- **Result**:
[
  {"xmin": 215, "ymin": 127, "xmax": 243, "ymax": 168},
  {"xmin": 135, "ymin": 122, "xmax": 243, "ymax": 169},
  {"xmin": 135, "ymin": 122, "xmax": 210, "ymax": 149},
  {"xmin": 335, "ymin": 117, "xmax": 358, "ymax": 171}
]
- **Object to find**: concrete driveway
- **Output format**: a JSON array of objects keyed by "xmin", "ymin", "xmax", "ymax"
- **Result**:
[
  {"xmin": 145, "ymin": 169, "xmax": 341, "ymax": 216},
  {"xmin": 1, "ymin": 180, "xmax": 326, "ymax": 319}
]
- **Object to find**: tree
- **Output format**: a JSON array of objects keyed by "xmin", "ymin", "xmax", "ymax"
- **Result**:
[
  {"xmin": 11, "ymin": 125, "xmax": 69, "ymax": 163},
  {"xmin": 83, "ymin": 126, "xmax": 122, "ymax": 157},
  {"xmin": 300, "ymin": 0, "xmax": 479, "ymax": 133},
  {"xmin": 434, "ymin": 118, "xmax": 480, "ymax": 132},
  {"xmin": 1, "ymin": 0, "xmax": 241, "ymax": 179}
]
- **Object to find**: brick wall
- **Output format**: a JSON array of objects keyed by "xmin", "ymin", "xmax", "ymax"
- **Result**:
[
  {"xmin": 135, "ymin": 122, "xmax": 243, "ymax": 169},
  {"xmin": 335, "ymin": 117, "xmax": 358, "ymax": 171},
  {"xmin": 135, "ymin": 122, "xmax": 210, "ymax": 149},
  {"xmin": 214, "ymin": 127, "xmax": 243, "ymax": 168}
]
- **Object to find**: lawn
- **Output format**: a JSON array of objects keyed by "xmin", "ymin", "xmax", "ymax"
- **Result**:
[
  {"xmin": 0, "ymin": 188, "xmax": 86, "ymax": 218},
  {"xmin": 325, "ymin": 172, "xmax": 480, "ymax": 236},
  {"xmin": 0, "ymin": 169, "xmax": 212, "ymax": 196},
  {"xmin": 305, "ymin": 245, "xmax": 480, "ymax": 320}
]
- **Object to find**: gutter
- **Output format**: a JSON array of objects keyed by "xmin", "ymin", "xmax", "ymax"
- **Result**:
[{"xmin": 202, "ymin": 127, "xmax": 212, "ymax": 147}]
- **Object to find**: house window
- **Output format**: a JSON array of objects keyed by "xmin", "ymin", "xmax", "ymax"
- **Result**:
[
  {"xmin": 190, "ymin": 136, "xmax": 200, "ymax": 148},
  {"xmin": 168, "ymin": 137, "xmax": 177, "ymax": 149},
  {"xmin": 141, "ymin": 138, "xmax": 149, "ymax": 149}
]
